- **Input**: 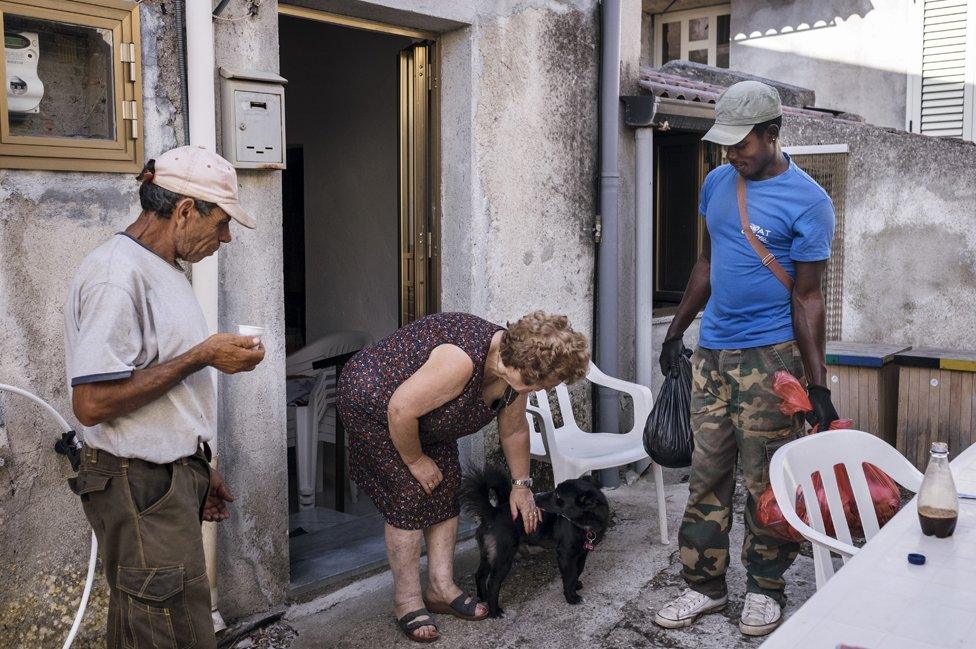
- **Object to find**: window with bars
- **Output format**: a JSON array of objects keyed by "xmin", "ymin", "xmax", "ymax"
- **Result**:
[{"xmin": 787, "ymin": 150, "xmax": 849, "ymax": 341}]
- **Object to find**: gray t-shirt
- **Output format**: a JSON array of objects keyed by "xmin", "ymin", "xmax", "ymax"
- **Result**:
[{"xmin": 64, "ymin": 233, "xmax": 215, "ymax": 464}]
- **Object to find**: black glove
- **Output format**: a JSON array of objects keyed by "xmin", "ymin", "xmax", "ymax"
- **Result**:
[
  {"xmin": 807, "ymin": 385, "xmax": 839, "ymax": 431},
  {"xmin": 659, "ymin": 336, "xmax": 686, "ymax": 377}
]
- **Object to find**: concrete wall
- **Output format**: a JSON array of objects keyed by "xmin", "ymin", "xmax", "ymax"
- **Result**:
[
  {"xmin": 616, "ymin": 0, "xmax": 643, "ymax": 389},
  {"xmin": 212, "ymin": 5, "xmax": 291, "ymax": 622},
  {"xmin": 730, "ymin": 0, "xmax": 912, "ymax": 129},
  {"xmin": 435, "ymin": 0, "xmax": 601, "ymax": 462},
  {"xmin": 782, "ymin": 117, "xmax": 976, "ymax": 349},
  {"xmin": 279, "ymin": 18, "xmax": 407, "ymax": 345},
  {"xmin": 0, "ymin": 4, "xmax": 185, "ymax": 645}
]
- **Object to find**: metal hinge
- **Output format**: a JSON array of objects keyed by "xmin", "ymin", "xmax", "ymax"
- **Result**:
[
  {"xmin": 427, "ymin": 230, "xmax": 435, "ymax": 259},
  {"xmin": 427, "ymin": 63, "xmax": 433, "ymax": 91},
  {"xmin": 122, "ymin": 100, "xmax": 139, "ymax": 139},
  {"xmin": 120, "ymin": 42, "xmax": 137, "ymax": 82}
]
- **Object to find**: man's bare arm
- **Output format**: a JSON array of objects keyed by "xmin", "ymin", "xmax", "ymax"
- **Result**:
[
  {"xmin": 791, "ymin": 260, "xmax": 828, "ymax": 387},
  {"xmin": 73, "ymin": 334, "xmax": 264, "ymax": 426}
]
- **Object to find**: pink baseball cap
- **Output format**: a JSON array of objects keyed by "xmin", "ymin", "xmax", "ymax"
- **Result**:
[{"xmin": 149, "ymin": 145, "xmax": 256, "ymax": 229}]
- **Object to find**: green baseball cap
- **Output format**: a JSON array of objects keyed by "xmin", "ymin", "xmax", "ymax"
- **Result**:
[{"xmin": 702, "ymin": 80, "xmax": 783, "ymax": 146}]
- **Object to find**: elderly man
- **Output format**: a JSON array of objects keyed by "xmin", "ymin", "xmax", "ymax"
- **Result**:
[
  {"xmin": 653, "ymin": 82, "xmax": 838, "ymax": 637},
  {"xmin": 65, "ymin": 145, "xmax": 264, "ymax": 648}
]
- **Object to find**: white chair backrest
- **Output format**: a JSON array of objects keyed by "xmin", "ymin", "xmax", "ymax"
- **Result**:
[
  {"xmin": 311, "ymin": 366, "xmax": 338, "ymax": 423},
  {"xmin": 552, "ymin": 362, "xmax": 653, "ymax": 437},
  {"xmin": 528, "ymin": 388, "xmax": 561, "ymax": 462},
  {"xmin": 769, "ymin": 429, "xmax": 922, "ymax": 588},
  {"xmin": 528, "ymin": 361, "xmax": 654, "ymax": 462}
]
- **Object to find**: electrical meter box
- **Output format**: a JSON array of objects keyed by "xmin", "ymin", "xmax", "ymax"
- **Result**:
[{"xmin": 219, "ymin": 68, "xmax": 287, "ymax": 169}]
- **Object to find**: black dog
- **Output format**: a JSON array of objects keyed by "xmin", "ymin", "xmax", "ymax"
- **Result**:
[{"xmin": 459, "ymin": 465, "xmax": 610, "ymax": 617}]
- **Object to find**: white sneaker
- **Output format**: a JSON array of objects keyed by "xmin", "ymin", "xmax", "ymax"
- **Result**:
[
  {"xmin": 739, "ymin": 592, "xmax": 782, "ymax": 636},
  {"xmin": 653, "ymin": 589, "xmax": 728, "ymax": 629}
]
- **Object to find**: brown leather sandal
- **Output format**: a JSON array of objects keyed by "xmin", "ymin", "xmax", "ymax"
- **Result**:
[
  {"xmin": 423, "ymin": 593, "xmax": 489, "ymax": 621},
  {"xmin": 396, "ymin": 609, "xmax": 439, "ymax": 643}
]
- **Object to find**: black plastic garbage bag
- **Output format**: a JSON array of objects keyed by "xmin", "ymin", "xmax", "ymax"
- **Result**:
[{"xmin": 643, "ymin": 351, "xmax": 694, "ymax": 468}]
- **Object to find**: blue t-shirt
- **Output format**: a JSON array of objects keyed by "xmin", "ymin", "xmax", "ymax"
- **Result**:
[{"xmin": 698, "ymin": 155, "xmax": 835, "ymax": 350}]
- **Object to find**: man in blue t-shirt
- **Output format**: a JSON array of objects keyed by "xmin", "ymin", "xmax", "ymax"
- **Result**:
[{"xmin": 653, "ymin": 81, "xmax": 839, "ymax": 637}]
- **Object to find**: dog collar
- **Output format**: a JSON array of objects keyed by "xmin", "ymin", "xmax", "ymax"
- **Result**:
[
  {"xmin": 583, "ymin": 530, "xmax": 596, "ymax": 552},
  {"xmin": 538, "ymin": 507, "xmax": 600, "ymax": 551}
]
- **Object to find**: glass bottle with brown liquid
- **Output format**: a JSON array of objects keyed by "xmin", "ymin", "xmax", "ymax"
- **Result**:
[{"xmin": 917, "ymin": 442, "xmax": 959, "ymax": 538}]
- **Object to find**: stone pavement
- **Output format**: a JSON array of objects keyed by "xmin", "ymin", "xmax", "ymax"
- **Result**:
[{"xmin": 235, "ymin": 473, "xmax": 817, "ymax": 649}]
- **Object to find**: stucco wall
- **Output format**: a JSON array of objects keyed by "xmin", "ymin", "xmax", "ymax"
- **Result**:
[
  {"xmin": 0, "ymin": 4, "xmax": 185, "ymax": 646},
  {"xmin": 212, "ymin": 5, "xmax": 291, "ymax": 621},
  {"xmin": 730, "ymin": 0, "xmax": 912, "ymax": 129},
  {"xmin": 782, "ymin": 117, "xmax": 976, "ymax": 349},
  {"xmin": 439, "ymin": 0, "xmax": 601, "ymax": 463}
]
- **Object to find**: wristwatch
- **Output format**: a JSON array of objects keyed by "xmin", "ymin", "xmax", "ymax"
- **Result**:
[{"xmin": 512, "ymin": 478, "xmax": 533, "ymax": 489}]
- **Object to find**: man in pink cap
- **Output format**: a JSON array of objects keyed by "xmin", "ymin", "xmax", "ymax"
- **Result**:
[{"xmin": 64, "ymin": 145, "xmax": 263, "ymax": 648}]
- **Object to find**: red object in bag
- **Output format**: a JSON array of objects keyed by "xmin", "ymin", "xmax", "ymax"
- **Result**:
[{"xmin": 755, "ymin": 372, "xmax": 902, "ymax": 542}]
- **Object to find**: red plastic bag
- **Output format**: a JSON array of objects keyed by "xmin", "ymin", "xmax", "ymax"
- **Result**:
[{"xmin": 755, "ymin": 372, "xmax": 902, "ymax": 542}]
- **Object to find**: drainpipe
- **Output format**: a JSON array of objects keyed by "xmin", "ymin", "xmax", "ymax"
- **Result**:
[
  {"xmin": 186, "ymin": 0, "xmax": 219, "ymax": 333},
  {"xmin": 629, "ymin": 96, "xmax": 658, "ymax": 478},
  {"xmin": 628, "ymin": 102, "xmax": 657, "ymax": 399},
  {"xmin": 184, "ymin": 0, "xmax": 226, "ymax": 633},
  {"xmin": 596, "ymin": 0, "xmax": 622, "ymax": 487},
  {"xmin": 622, "ymin": 95, "xmax": 668, "ymax": 543}
]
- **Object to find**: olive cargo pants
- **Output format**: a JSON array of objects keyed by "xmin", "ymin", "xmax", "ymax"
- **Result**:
[
  {"xmin": 678, "ymin": 341, "xmax": 806, "ymax": 605},
  {"xmin": 69, "ymin": 446, "xmax": 215, "ymax": 648}
]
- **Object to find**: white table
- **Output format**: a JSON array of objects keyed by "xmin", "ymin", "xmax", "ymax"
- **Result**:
[{"xmin": 762, "ymin": 442, "xmax": 976, "ymax": 649}]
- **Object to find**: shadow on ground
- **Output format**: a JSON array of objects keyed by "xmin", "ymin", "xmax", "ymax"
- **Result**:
[{"xmin": 233, "ymin": 472, "xmax": 817, "ymax": 649}]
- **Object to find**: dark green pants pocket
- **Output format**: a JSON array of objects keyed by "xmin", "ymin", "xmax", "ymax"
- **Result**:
[
  {"xmin": 69, "ymin": 470, "xmax": 111, "ymax": 502},
  {"xmin": 117, "ymin": 565, "xmax": 196, "ymax": 649},
  {"xmin": 128, "ymin": 461, "xmax": 175, "ymax": 515}
]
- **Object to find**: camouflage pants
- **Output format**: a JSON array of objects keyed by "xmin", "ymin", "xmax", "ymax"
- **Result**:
[{"xmin": 678, "ymin": 341, "xmax": 806, "ymax": 605}]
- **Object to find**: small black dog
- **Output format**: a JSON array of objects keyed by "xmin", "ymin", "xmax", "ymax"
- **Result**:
[{"xmin": 459, "ymin": 465, "xmax": 610, "ymax": 617}]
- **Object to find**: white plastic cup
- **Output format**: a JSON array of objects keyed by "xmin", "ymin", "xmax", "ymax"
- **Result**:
[{"xmin": 236, "ymin": 325, "xmax": 265, "ymax": 343}]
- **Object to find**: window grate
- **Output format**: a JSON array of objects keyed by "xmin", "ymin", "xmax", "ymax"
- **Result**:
[{"xmin": 789, "ymin": 152, "xmax": 849, "ymax": 341}]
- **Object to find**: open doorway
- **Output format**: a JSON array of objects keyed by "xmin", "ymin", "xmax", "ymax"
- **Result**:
[{"xmin": 278, "ymin": 10, "xmax": 439, "ymax": 593}]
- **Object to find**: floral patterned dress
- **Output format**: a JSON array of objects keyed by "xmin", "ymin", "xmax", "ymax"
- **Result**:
[{"xmin": 337, "ymin": 312, "xmax": 518, "ymax": 529}]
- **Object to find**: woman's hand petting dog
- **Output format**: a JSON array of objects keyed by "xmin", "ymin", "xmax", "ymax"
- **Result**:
[
  {"xmin": 510, "ymin": 485, "xmax": 539, "ymax": 534},
  {"xmin": 406, "ymin": 454, "xmax": 443, "ymax": 495}
]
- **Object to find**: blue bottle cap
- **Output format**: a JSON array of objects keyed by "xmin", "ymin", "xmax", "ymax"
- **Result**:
[{"xmin": 908, "ymin": 553, "xmax": 926, "ymax": 565}]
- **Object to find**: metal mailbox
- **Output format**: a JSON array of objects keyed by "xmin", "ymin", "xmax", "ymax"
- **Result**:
[{"xmin": 219, "ymin": 67, "xmax": 287, "ymax": 170}]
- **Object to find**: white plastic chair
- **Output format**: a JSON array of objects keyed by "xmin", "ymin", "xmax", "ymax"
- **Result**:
[
  {"xmin": 287, "ymin": 366, "xmax": 351, "ymax": 509},
  {"xmin": 286, "ymin": 331, "xmax": 370, "ymax": 511},
  {"xmin": 525, "ymin": 362, "xmax": 669, "ymax": 544},
  {"xmin": 769, "ymin": 429, "xmax": 923, "ymax": 589}
]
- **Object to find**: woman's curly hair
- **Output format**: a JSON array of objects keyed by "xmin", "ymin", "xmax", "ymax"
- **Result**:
[{"xmin": 500, "ymin": 311, "xmax": 590, "ymax": 386}]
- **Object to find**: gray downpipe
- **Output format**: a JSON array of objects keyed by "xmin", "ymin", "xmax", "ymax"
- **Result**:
[
  {"xmin": 173, "ymin": 0, "xmax": 190, "ymax": 145},
  {"xmin": 596, "ymin": 0, "xmax": 621, "ymax": 487}
]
